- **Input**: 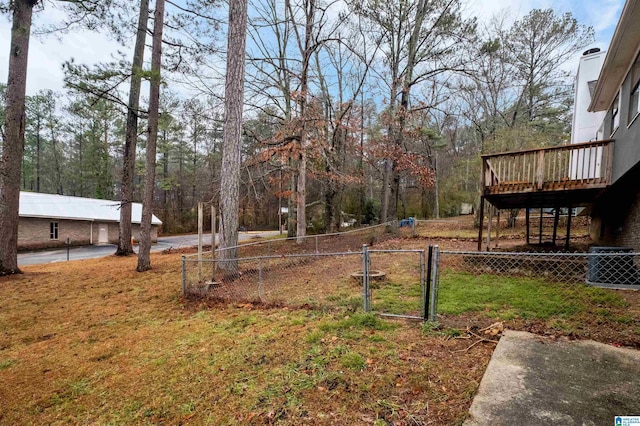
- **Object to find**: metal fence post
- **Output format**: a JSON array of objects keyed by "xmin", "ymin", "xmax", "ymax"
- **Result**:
[
  {"xmin": 424, "ymin": 246, "xmax": 433, "ymax": 320},
  {"xmin": 181, "ymin": 256, "xmax": 187, "ymax": 296},
  {"xmin": 315, "ymin": 236, "xmax": 319, "ymax": 254},
  {"xmin": 420, "ymin": 249, "xmax": 426, "ymax": 318},
  {"xmin": 411, "ymin": 218, "xmax": 416, "ymax": 237},
  {"xmin": 267, "ymin": 240, "xmax": 271, "ymax": 269},
  {"xmin": 258, "ymin": 257, "xmax": 263, "ymax": 299},
  {"xmin": 428, "ymin": 245, "xmax": 439, "ymax": 322},
  {"xmin": 362, "ymin": 244, "xmax": 370, "ymax": 311}
]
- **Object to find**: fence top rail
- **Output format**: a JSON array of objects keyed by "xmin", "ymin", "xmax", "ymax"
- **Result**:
[
  {"xmin": 183, "ymin": 221, "xmax": 398, "ymax": 259},
  {"xmin": 481, "ymin": 139, "xmax": 614, "ymax": 160},
  {"xmin": 439, "ymin": 250, "xmax": 640, "ymax": 257},
  {"xmin": 183, "ymin": 250, "xmax": 365, "ymax": 263},
  {"xmin": 368, "ymin": 249, "xmax": 426, "ymax": 253}
]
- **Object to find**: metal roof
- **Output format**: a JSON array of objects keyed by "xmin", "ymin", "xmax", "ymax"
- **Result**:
[{"xmin": 19, "ymin": 192, "xmax": 162, "ymax": 225}]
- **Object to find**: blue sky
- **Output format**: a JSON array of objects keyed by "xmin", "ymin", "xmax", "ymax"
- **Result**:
[
  {"xmin": 0, "ymin": 0, "xmax": 626, "ymax": 96},
  {"xmin": 467, "ymin": 0, "xmax": 623, "ymax": 51}
]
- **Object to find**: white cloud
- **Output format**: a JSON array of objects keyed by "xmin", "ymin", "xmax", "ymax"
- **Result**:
[{"xmin": 582, "ymin": 0, "xmax": 623, "ymax": 33}]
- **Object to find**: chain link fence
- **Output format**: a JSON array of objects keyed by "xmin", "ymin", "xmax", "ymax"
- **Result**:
[
  {"xmin": 183, "ymin": 251, "xmax": 365, "ymax": 309},
  {"xmin": 413, "ymin": 219, "xmax": 464, "ymax": 239},
  {"xmin": 183, "ymin": 221, "xmax": 406, "ymax": 262},
  {"xmin": 432, "ymin": 247, "xmax": 640, "ymax": 323},
  {"xmin": 183, "ymin": 244, "xmax": 439, "ymax": 320},
  {"xmin": 182, "ymin": 230, "xmax": 640, "ymax": 344}
]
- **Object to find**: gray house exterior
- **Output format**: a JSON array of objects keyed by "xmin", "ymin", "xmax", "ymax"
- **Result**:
[
  {"xmin": 17, "ymin": 192, "xmax": 162, "ymax": 250},
  {"xmin": 587, "ymin": 0, "xmax": 640, "ymax": 249},
  {"xmin": 478, "ymin": 0, "xmax": 640, "ymax": 251}
]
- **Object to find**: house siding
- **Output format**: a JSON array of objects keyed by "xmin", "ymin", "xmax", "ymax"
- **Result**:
[
  {"xmin": 605, "ymin": 60, "xmax": 640, "ymax": 182},
  {"xmin": 18, "ymin": 218, "xmax": 159, "ymax": 250},
  {"xmin": 588, "ymin": 50, "xmax": 640, "ymax": 251}
]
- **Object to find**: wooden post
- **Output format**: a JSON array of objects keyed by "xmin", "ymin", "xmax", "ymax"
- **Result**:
[
  {"xmin": 477, "ymin": 196, "xmax": 485, "ymax": 251},
  {"xmin": 536, "ymin": 150, "xmax": 545, "ymax": 190},
  {"xmin": 552, "ymin": 206, "xmax": 560, "ymax": 246},
  {"xmin": 211, "ymin": 206, "xmax": 216, "ymax": 253},
  {"xmin": 565, "ymin": 205, "xmax": 573, "ymax": 251},
  {"xmin": 495, "ymin": 209, "xmax": 501, "ymax": 248},
  {"xmin": 538, "ymin": 207, "xmax": 543, "ymax": 245},
  {"xmin": 212, "ymin": 206, "xmax": 217, "ymax": 274},
  {"xmin": 487, "ymin": 205, "xmax": 493, "ymax": 252},
  {"xmin": 198, "ymin": 202, "xmax": 203, "ymax": 258},
  {"xmin": 198, "ymin": 202, "xmax": 203, "ymax": 280},
  {"xmin": 526, "ymin": 207, "xmax": 530, "ymax": 244}
]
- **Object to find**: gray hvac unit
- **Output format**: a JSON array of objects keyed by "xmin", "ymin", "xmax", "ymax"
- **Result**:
[{"xmin": 587, "ymin": 247, "xmax": 638, "ymax": 287}]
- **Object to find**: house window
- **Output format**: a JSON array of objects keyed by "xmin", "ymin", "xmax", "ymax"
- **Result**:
[
  {"xmin": 611, "ymin": 92, "xmax": 620, "ymax": 135},
  {"xmin": 631, "ymin": 82, "xmax": 640, "ymax": 124},
  {"xmin": 630, "ymin": 52, "xmax": 640, "ymax": 125},
  {"xmin": 50, "ymin": 222, "xmax": 58, "ymax": 240}
]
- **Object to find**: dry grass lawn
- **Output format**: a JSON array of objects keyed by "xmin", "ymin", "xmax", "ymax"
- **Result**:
[{"xmin": 0, "ymin": 252, "xmax": 492, "ymax": 425}]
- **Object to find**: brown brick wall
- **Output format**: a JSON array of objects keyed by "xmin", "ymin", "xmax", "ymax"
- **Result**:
[
  {"xmin": 610, "ymin": 192, "xmax": 640, "ymax": 251},
  {"xmin": 591, "ymin": 191, "xmax": 640, "ymax": 251},
  {"xmin": 18, "ymin": 218, "xmax": 159, "ymax": 250},
  {"xmin": 19, "ymin": 218, "xmax": 93, "ymax": 250}
]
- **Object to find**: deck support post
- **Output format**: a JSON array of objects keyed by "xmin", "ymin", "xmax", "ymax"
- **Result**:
[
  {"xmin": 495, "ymin": 209, "xmax": 500, "ymax": 248},
  {"xmin": 487, "ymin": 205, "xmax": 493, "ymax": 252},
  {"xmin": 565, "ymin": 204, "xmax": 573, "ymax": 251},
  {"xmin": 526, "ymin": 207, "xmax": 530, "ymax": 244},
  {"xmin": 478, "ymin": 197, "xmax": 485, "ymax": 251},
  {"xmin": 552, "ymin": 206, "xmax": 560, "ymax": 246},
  {"xmin": 538, "ymin": 208, "xmax": 544, "ymax": 244}
]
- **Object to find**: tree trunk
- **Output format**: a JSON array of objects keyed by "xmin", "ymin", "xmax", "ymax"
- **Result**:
[
  {"xmin": 434, "ymin": 151, "xmax": 439, "ymax": 219},
  {"xmin": 287, "ymin": 165, "xmax": 296, "ymax": 237},
  {"xmin": 117, "ymin": 0, "xmax": 150, "ymax": 256},
  {"xmin": 218, "ymin": 0, "xmax": 248, "ymax": 267},
  {"xmin": 35, "ymin": 116, "xmax": 40, "ymax": 192},
  {"xmin": 380, "ymin": 159, "xmax": 391, "ymax": 222},
  {"xmin": 296, "ymin": 150, "xmax": 306, "ymax": 242},
  {"xmin": 0, "ymin": 0, "xmax": 36, "ymax": 276},
  {"xmin": 136, "ymin": 0, "xmax": 165, "ymax": 272},
  {"xmin": 384, "ymin": 0, "xmax": 429, "ymax": 223},
  {"xmin": 296, "ymin": 0, "xmax": 315, "ymax": 244}
]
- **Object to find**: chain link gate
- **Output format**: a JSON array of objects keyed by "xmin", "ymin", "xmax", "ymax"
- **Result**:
[{"xmin": 362, "ymin": 246, "xmax": 438, "ymax": 320}]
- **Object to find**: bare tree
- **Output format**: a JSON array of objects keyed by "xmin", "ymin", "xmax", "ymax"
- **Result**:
[
  {"xmin": 352, "ymin": 0, "xmax": 474, "ymax": 221},
  {"xmin": 0, "ymin": 0, "xmax": 38, "ymax": 276},
  {"xmin": 137, "ymin": 0, "xmax": 165, "ymax": 272},
  {"xmin": 218, "ymin": 0, "xmax": 248, "ymax": 265},
  {"xmin": 507, "ymin": 9, "xmax": 593, "ymax": 126},
  {"xmin": 293, "ymin": 0, "xmax": 316, "ymax": 243},
  {"xmin": 116, "ymin": 0, "xmax": 150, "ymax": 256},
  {"xmin": 246, "ymin": 0, "xmax": 298, "ymax": 237}
]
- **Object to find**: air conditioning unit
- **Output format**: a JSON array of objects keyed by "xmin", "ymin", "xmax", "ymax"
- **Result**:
[{"xmin": 586, "ymin": 247, "xmax": 638, "ymax": 287}]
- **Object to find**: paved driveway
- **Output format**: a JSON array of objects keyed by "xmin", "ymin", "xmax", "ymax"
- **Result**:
[{"xmin": 18, "ymin": 231, "xmax": 280, "ymax": 266}]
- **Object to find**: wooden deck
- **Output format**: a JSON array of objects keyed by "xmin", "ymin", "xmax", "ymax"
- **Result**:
[{"xmin": 482, "ymin": 140, "xmax": 614, "ymax": 208}]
